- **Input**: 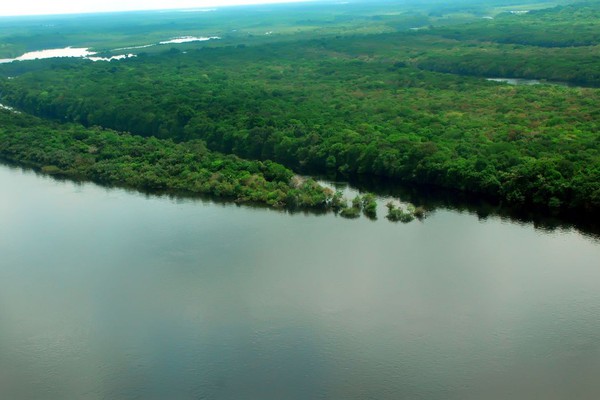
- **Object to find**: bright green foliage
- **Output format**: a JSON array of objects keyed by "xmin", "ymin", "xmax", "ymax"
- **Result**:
[
  {"xmin": 338, "ymin": 195, "xmax": 363, "ymax": 218},
  {"xmin": 362, "ymin": 193, "xmax": 378, "ymax": 219},
  {"xmin": 386, "ymin": 202, "xmax": 416, "ymax": 223}
]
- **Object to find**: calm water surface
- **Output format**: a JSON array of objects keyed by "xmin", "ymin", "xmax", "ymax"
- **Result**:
[{"xmin": 1, "ymin": 165, "xmax": 599, "ymax": 399}]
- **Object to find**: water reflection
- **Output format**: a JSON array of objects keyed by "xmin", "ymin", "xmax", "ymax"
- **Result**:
[
  {"xmin": 1, "ymin": 164, "xmax": 599, "ymax": 399},
  {"xmin": 317, "ymin": 172, "xmax": 600, "ymax": 241},
  {"xmin": 486, "ymin": 77, "xmax": 581, "ymax": 88},
  {"xmin": 2, "ymin": 160, "xmax": 598, "ymax": 240}
]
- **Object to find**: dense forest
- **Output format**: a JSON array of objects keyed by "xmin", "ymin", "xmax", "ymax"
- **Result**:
[
  {"xmin": 433, "ymin": 2, "xmax": 600, "ymax": 47},
  {"xmin": 1, "ymin": 0, "xmax": 599, "ymax": 220},
  {"xmin": 0, "ymin": 108, "xmax": 379, "ymax": 215}
]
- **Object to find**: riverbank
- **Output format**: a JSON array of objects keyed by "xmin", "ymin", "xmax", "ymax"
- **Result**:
[
  {"xmin": 1, "ymin": 109, "xmax": 403, "ymax": 220},
  {"xmin": 0, "ymin": 109, "xmax": 334, "ymax": 209}
]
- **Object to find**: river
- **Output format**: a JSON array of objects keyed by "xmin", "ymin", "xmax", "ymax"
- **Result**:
[{"xmin": 1, "ymin": 164, "xmax": 599, "ymax": 399}]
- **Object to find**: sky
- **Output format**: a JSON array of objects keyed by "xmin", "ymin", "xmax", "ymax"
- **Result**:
[{"xmin": 0, "ymin": 0, "xmax": 315, "ymax": 17}]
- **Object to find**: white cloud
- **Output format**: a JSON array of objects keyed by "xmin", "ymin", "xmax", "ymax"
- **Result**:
[{"xmin": 0, "ymin": 0, "xmax": 314, "ymax": 16}]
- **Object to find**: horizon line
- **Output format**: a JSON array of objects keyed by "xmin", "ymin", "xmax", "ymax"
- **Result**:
[{"xmin": 0, "ymin": 0, "xmax": 322, "ymax": 18}]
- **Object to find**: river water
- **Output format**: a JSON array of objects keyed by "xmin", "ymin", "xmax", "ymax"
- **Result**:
[{"xmin": 1, "ymin": 164, "xmax": 599, "ymax": 399}]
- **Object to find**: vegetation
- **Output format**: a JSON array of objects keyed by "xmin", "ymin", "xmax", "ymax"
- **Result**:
[
  {"xmin": 386, "ymin": 202, "xmax": 416, "ymax": 223},
  {"xmin": 362, "ymin": 194, "xmax": 378, "ymax": 219},
  {"xmin": 433, "ymin": 3, "xmax": 600, "ymax": 47},
  {"xmin": 340, "ymin": 205, "xmax": 362, "ymax": 219},
  {"xmin": 0, "ymin": 109, "xmax": 341, "ymax": 211},
  {"xmin": 0, "ymin": 0, "xmax": 599, "ymax": 222},
  {"xmin": 0, "ymin": 0, "xmax": 551, "ymax": 58}
]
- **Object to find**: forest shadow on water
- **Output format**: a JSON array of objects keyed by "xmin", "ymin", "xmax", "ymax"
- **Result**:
[
  {"xmin": 4, "ymin": 160, "xmax": 598, "ymax": 241},
  {"xmin": 317, "ymin": 171, "xmax": 600, "ymax": 241}
]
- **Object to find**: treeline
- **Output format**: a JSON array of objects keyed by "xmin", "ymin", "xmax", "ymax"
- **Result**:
[
  {"xmin": 433, "ymin": 3, "xmax": 600, "ymax": 47},
  {"xmin": 410, "ymin": 2, "xmax": 600, "ymax": 85},
  {"xmin": 411, "ymin": 42, "xmax": 600, "ymax": 86},
  {"xmin": 0, "ymin": 109, "xmax": 342, "ymax": 211}
]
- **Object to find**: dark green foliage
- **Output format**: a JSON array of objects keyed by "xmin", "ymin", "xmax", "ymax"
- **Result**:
[
  {"xmin": 412, "ymin": 205, "xmax": 427, "ymax": 220},
  {"xmin": 0, "ymin": 0, "xmax": 599, "ymax": 219},
  {"xmin": 0, "ymin": 110, "xmax": 335, "ymax": 210}
]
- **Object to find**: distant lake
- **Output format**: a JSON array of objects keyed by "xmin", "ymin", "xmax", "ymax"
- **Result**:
[
  {"xmin": 486, "ymin": 77, "xmax": 575, "ymax": 87},
  {"xmin": 0, "ymin": 36, "xmax": 220, "ymax": 64},
  {"xmin": 1, "ymin": 164, "xmax": 599, "ymax": 399},
  {"xmin": 0, "ymin": 47, "xmax": 134, "ymax": 63},
  {"xmin": 0, "ymin": 47, "xmax": 94, "ymax": 63},
  {"xmin": 0, "ymin": 103, "xmax": 18, "ymax": 112},
  {"xmin": 159, "ymin": 36, "xmax": 221, "ymax": 44}
]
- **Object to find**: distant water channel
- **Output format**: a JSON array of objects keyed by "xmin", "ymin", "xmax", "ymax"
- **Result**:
[
  {"xmin": 1, "ymin": 164, "xmax": 599, "ymax": 399},
  {"xmin": 486, "ymin": 77, "xmax": 575, "ymax": 87},
  {"xmin": 0, "ymin": 37, "xmax": 220, "ymax": 64}
]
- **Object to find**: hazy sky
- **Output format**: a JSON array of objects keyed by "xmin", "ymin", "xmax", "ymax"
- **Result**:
[{"xmin": 0, "ymin": 0, "xmax": 314, "ymax": 16}]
